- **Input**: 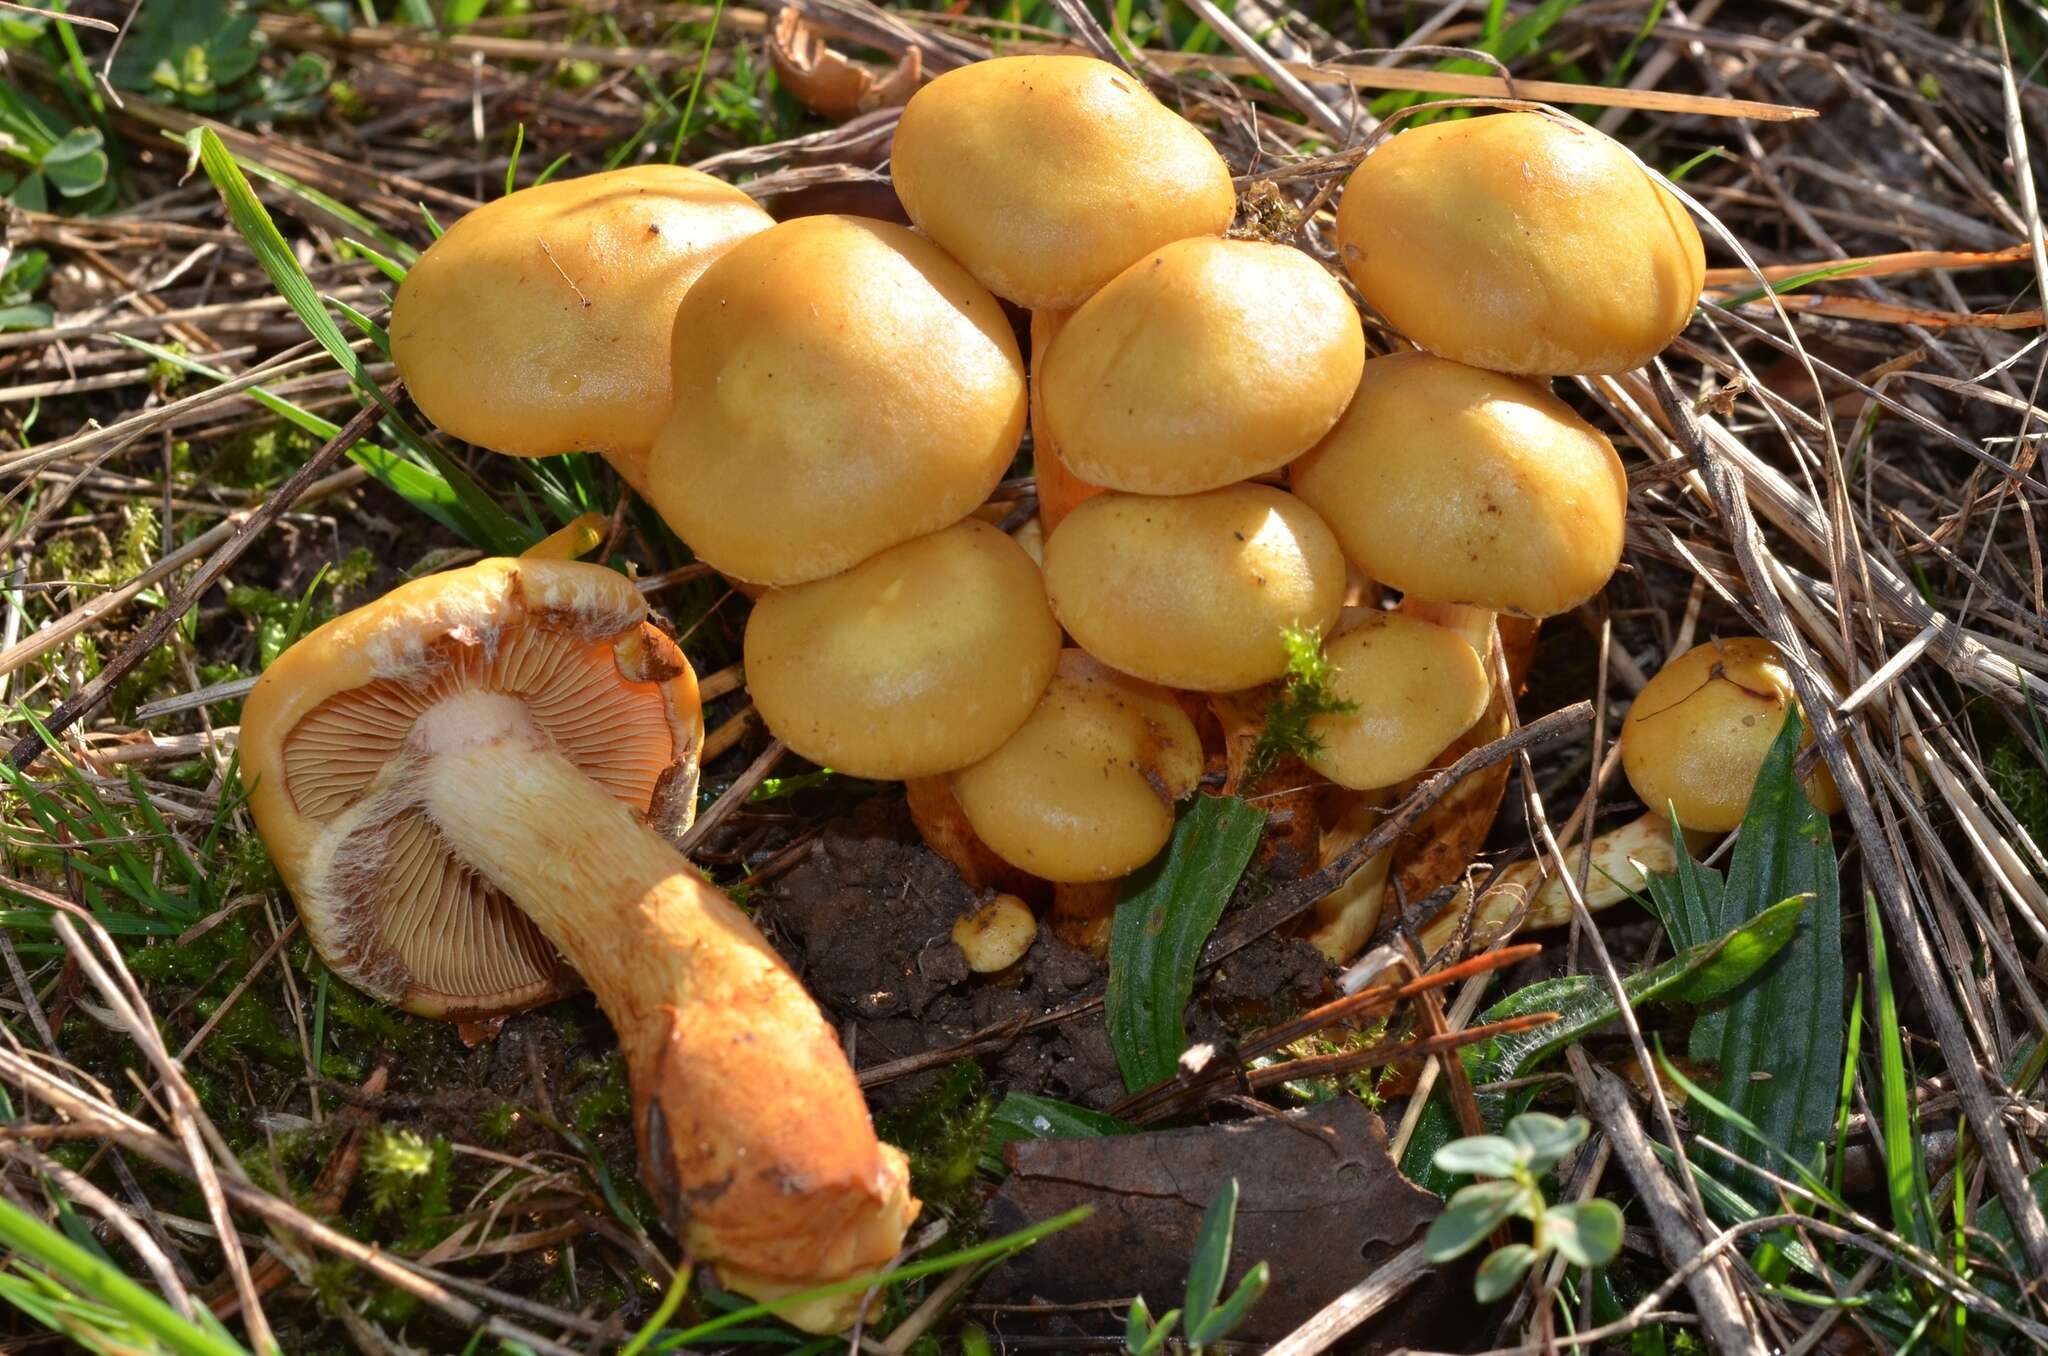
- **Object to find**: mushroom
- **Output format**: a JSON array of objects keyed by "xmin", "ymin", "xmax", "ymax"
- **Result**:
[
  {"xmin": 1039, "ymin": 237, "xmax": 1365, "ymax": 494},
  {"xmin": 390, "ymin": 166, "xmax": 773, "ymax": 496},
  {"xmin": 648, "ymin": 214, "xmax": 1027, "ymax": 585},
  {"xmin": 1417, "ymin": 812, "xmax": 1709, "ymax": 956},
  {"xmin": 239, "ymin": 558, "xmax": 914, "ymax": 1331},
  {"xmin": 1290, "ymin": 353, "xmax": 1628, "ymax": 619},
  {"xmin": 744, "ymin": 518, "xmax": 1062, "ymax": 779},
  {"xmin": 950, "ymin": 650, "xmax": 1204, "ymax": 884},
  {"xmin": 890, "ymin": 54, "xmax": 1237, "ymax": 309},
  {"xmin": 1029, "ymin": 309, "xmax": 1105, "ymax": 536},
  {"xmin": 1334, "ymin": 111, "xmax": 1704, "ymax": 375},
  {"xmin": 1620, "ymin": 636, "xmax": 1845, "ymax": 833},
  {"xmin": 1418, "ymin": 636, "xmax": 1843, "ymax": 954},
  {"xmin": 1041, "ymin": 484, "xmax": 1348, "ymax": 691},
  {"xmin": 1302, "ymin": 611, "xmax": 1493, "ymax": 792},
  {"xmin": 952, "ymin": 894, "xmax": 1039, "ymax": 974}
]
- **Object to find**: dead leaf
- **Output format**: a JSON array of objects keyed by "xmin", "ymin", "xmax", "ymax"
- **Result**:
[
  {"xmin": 768, "ymin": 8, "xmax": 922, "ymax": 121},
  {"xmin": 982, "ymin": 1098, "xmax": 1466, "ymax": 1345}
]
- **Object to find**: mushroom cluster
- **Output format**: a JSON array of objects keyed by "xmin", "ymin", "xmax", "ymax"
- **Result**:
[{"xmin": 244, "ymin": 57, "xmax": 1720, "ymax": 1329}]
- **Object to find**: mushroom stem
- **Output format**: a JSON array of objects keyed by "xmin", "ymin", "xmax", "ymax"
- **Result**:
[
  {"xmin": 1416, "ymin": 811, "xmax": 1709, "ymax": 956},
  {"xmin": 409, "ymin": 694, "xmax": 913, "ymax": 1330}
]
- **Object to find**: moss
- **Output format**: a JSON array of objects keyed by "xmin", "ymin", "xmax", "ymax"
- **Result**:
[
  {"xmin": 570, "ymin": 1054, "xmax": 632, "ymax": 1135},
  {"xmin": 362, "ymin": 1129, "xmax": 455, "ymax": 1248},
  {"xmin": 875, "ymin": 1060, "xmax": 994, "ymax": 1231},
  {"xmin": 1249, "ymin": 624, "xmax": 1357, "ymax": 779},
  {"xmin": 476, "ymin": 1102, "xmax": 520, "ymax": 1144},
  {"xmin": 1988, "ymin": 740, "xmax": 2048, "ymax": 848},
  {"xmin": 203, "ymin": 422, "xmax": 320, "ymax": 490}
]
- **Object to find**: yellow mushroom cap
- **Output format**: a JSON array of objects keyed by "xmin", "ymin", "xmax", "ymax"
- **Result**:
[
  {"xmin": 890, "ymin": 55, "xmax": 1236, "ymax": 310},
  {"xmin": 1620, "ymin": 636, "xmax": 1845, "ymax": 834},
  {"xmin": 1335, "ymin": 111, "xmax": 1704, "ymax": 376},
  {"xmin": 951, "ymin": 894, "xmax": 1039, "ymax": 973},
  {"xmin": 1040, "ymin": 237, "xmax": 1366, "ymax": 494},
  {"xmin": 743, "ymin": 519, "xmax": 1061, "ymax": 779},
  {"xmin": 1290, "ymin": 353, "xmax": 1628, "ymax": 618},
  {"xmin": 238, "ymin": 558, "xmax": 703, "ymax": 1021},
  {"xmin": 952, "ymin": 651, "xmax": 1203, "ymax": 883},
  {"xmin": 648, "ymin": 215, "xmax": 1027, "ymax": 585},
  {"xmin": 391, "ymin": 167, "xmax": 772, "ymax": 462},
  {"xmin": 1305, "ymin": 612, "xmax": 1492, "ymax": 791},
  {"xmin": 1042, "ymin": 484, "xmax": 1347, "ymax": 692}
]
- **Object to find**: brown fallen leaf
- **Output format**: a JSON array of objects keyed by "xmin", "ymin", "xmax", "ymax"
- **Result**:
[
  {"xmin": 982, "ymin": 1098, "xmax": 1467, "ymax": 1346},
  {"xmin": 768, "ymin": 8, "xmax": 922, "ymax": 121}
]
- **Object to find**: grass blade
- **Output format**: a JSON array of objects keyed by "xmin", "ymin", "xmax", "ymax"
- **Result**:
[{"xmin": 1867, "ymin": 890, "xmax": 1934, "ymax": 1253}]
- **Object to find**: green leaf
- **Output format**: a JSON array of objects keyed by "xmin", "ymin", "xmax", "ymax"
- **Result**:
[
  {"xmin": 39, "ymin": 125, "xmax": 106, "ymax": 197},
  {"xmin": 1189, "ymin": 1261, "xmax": 1268, "ymax": 1348},
  {"xmin": 1400, "ymin": 897, "xmax": 1810, "ymax": 1194},
  {"xmin": 1425, "ymin": 1180, "xmax": 1530, "ymax": 1261},
  {"xmin": 1544, "ymin": 1199, "xmax": 1623, "ymax": 1267},
  {"xmin": 1434, "ymin": 1135, "xmax": 1523, "ymax": 1179},
  {"xmin": 989, "ymin": 1093, "xmax": 1129, "ymax": 1144},
  {"xmin": 1474, "ymin": 1244, "xmax": 1538, "ymax": 1303},
  {"xmin": 1505, "ymin": 1113, "xmax": 1587, "ymax": 1175},
  {"xmin": 1183, "ymin": 1178, "xmax": 1238, "ymax": 1338},
  {"xmin": 111, "ymin": 0, "xmax": 261, "ymax": 105},
  {"xmin": 1662, "ymin": 707, "xmax": 1844, "ymax": 1200},
  {"xmin": 1105, "ymin": 795, "xmax": 1265, "ymax": 1092},
  {"xmin": 1660, "ymin": 893, "xmax": 1810, "ymax": 1005}
]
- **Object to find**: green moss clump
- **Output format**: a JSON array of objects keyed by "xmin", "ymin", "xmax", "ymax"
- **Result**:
[
  {"xmin": 875, "ymin": 1061, "xmax": 995, "ymax": 1229},
  {"xmin": 362, "ymin": 1129, "xmax": 455, "ymax": 1248},
  {"xmin": 1249, "ymin": 624, "xmax": 1357, "ymax": 780},
  {"xmin": 571, "ymin": 1054, "xmax": 632, "ymax": 1135}
]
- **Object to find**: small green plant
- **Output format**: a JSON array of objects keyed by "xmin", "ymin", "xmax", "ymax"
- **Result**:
[
  {"xmin": 1123, "ymin": 1178, "xmax": 1270, "ymax": 1355},
  {"xmin": 1248, "ymin": 624, "xmax": 1355, "ymax": 779},
  {"xmin": 1424, "ymin": 1113, "xmax": 1622, "ymax": 1302}
]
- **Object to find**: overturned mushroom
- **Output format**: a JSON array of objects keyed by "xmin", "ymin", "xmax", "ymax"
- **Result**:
[
  {"xmin": 390, "ymin": 167, "xmax": 772, "ymax": 496},
  {"xmin": 240, "ymin": 559, "xmax": 914, "ymax": 1331}
]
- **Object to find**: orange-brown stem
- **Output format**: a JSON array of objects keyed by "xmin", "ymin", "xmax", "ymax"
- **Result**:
[{"xmin": 414, "ymin": 694, "xmax": 914, "ymax": 1332}]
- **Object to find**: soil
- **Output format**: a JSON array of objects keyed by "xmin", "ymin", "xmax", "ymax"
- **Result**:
[{"xmin": 751, "ymin": 795, "xmax": 1335, "ymax": 1113}]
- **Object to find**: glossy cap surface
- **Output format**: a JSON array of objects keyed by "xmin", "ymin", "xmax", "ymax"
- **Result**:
[
  {"xmin": 1335, "ymin": 112, "xmax": 1704, "ymax": 375},
  {"xmin": 392, "ymin": 166, "xmax": 771, "ymax": 459},
  {"xmin": 891, "ymin": 55, "xmax": 1236, "ymax": 309}
]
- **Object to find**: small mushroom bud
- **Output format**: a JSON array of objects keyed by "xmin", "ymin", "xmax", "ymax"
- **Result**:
[
  {"xmin": 1335, "ymin": 110, "xmax": 1704, "ymax": 376},
  {"xmin": 1042, "ymin": 485, "xmax": 1347, "ymax": 692},
  {"xmin": 952, "ymin": 894, "xmax": 1038, "ymax": 973},
  {"xmin": 1291, "ymin": 353, "xmax": 1628, "ymax": 619},
  {"xmin": 891, "ymin": 54, "xmax": 1236, "ymax": 310},
  {"xmin": 1621, "ymin": 636, "xmax": 1845, "ymax": 833}
]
